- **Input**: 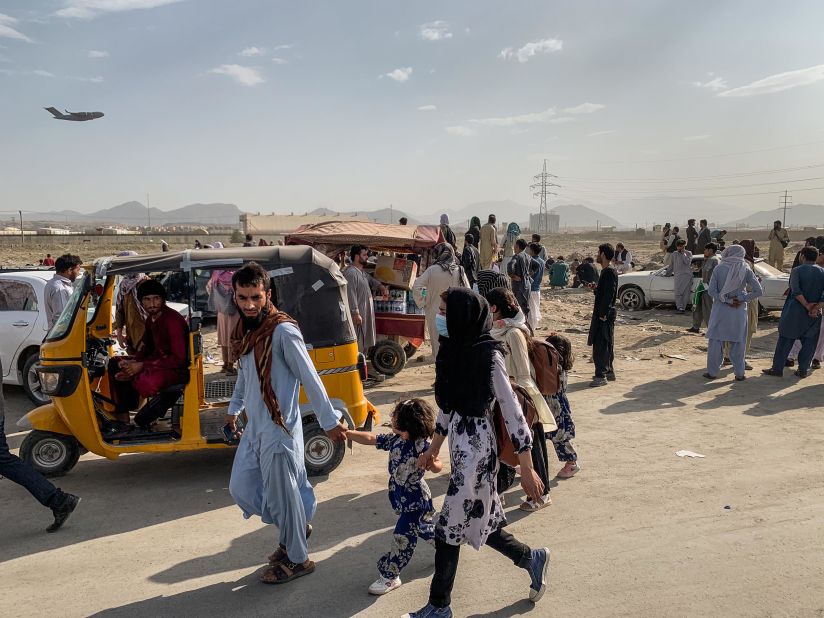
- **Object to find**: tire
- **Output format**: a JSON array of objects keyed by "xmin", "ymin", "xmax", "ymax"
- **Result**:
[
  {"xmin": 22, "ymin": 351, "xmax": 50, "ymax": 406},
  {"xmin": 19, "ymin": 430, "xmax": 81, "ymax": 477},
  {"xmin": 403, "ymin": 342, "xmax": 418, "ymax": 360},
  {"xmin": 619, "ymin": 286, "xmax": 646, "ymax": 311},
  {"xmin": 370, "ymin": 340, "xmax": 407, "ymax": 376},
  {"xmin": 302, "ymin": 418, "xmax": 345, "ymax": 477}
]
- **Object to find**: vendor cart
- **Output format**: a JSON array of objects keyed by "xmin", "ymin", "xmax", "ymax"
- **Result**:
[{"xmin": 286, "ymin": 221, "xmax": 443, "ymax": 376}]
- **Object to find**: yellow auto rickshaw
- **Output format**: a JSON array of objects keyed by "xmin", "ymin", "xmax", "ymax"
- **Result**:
[{"xmin": 17, "ymin": 246, "xmax": 378, "ymax": 477}]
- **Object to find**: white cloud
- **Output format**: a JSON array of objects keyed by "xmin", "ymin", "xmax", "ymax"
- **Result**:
[
  {"xmin": 32, "ymin": 69, "xmax": 54, "ymax": 77},
  {"xmin": 239, "ymin": 46, "xmax": 265, "ymax": 57},
  {"xmin": 88, "ymin": 49, "xmax": 109, "ymax": 58},
  {"xmin": 549, "ymin": 117, "xmax": 575, "ymax": 124},
  {"xmin": 499, "ymin": 37, "xmax": 562, "ymax": 63},
  {"xmin": 683, "ymin": 134, "xmax": 710, "ymax": 141},
  {"xmin": 563, "ymin": 102, "xmax": 605, "ymax": 114},
  {"xmin": 419, "ymin": 21, "xmax": 452, "ymax": 41},
  {"xmin": 417, "ymin": 104, "xmax": 437, "ymax": 112},
  {"xmin": 718, "ymin": 64, "xmax": 824, "ymax": 97},
  {"xmin": 692, "ymin": 76, "xmax": 727, "ymax": 91},
  {"xmin": 73, "ymin": 75, "xmax": 104, "ymax": 82},
  {"xmin": 469, "ymin": 107, "xmax": 556, "ymax": 127},
  {"xmin": 589, "ymin": 130, "xmax": 616, "ymax": 136},
  {"xmin": 445, "ymin": 125, "xmax": 476, "ymax": 137},
  {"xmin": 383, "ymin": 67, "xmax": 412, "ymax": 82},
  {"xmin": 271, "ymin": 57, "xmax": 288, "ymax": 65},
  {"xmin": 55, "ymin": 0, "xmax": 184, "ymax": 20},
  {"xmin": 208, "ymin": 64, "xmax": 264, "ymax": 87},
  {"xmin": 0, "ymin": 13, "xmax": 33, "ymax": 43},
  {"xmin": 272, "ymin": 44, "xmax": 293, "ymax": 51}
]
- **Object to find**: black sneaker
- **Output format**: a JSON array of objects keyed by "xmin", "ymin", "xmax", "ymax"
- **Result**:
[
  {"xmin": 47, "ymin": 493, "xmax": 80, "ymax": 533},
  {"xmin": 605, "ymin": 371, "xmax": 616, "ymax": 382},
  {"xmin": 785, "ymin": 359, "xmax": 795, "ymax": 368},
  {"xmin": 686, "ymin": 327, "xmax": 700, "ymax": 333}
]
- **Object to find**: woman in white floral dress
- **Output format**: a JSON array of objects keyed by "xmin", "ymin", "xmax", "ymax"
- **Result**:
[{"xmin": 405, "ymin": 288, "xmax": 551, "ymax": 618}]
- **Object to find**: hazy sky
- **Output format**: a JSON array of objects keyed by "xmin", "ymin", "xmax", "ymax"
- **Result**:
[{"xmin": 2, "ymin": 0, "xmax": 824, "ymax": 221}]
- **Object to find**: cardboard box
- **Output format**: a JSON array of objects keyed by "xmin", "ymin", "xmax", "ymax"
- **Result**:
[{"xmin": 373, "ymin": 255, "xmax": 418, "ymax": 290}]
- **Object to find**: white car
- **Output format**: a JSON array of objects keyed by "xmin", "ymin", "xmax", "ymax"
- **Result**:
[
  {"xmin": 617, "ymin": 257, "xmax": 789, "ymax": 313},
  {"xmin": 0, "ymin": 271, "xmax": 189, "ymax": 406}
]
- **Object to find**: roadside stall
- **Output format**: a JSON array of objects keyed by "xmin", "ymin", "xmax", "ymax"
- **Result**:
[{"xmin": 286, "ymin": 221, "xmax": 444, "ymax": 376}]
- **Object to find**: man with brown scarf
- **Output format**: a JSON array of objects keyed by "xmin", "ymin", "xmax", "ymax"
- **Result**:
[{"xmin": 224, "ymin": 262, "xmax": 346, "ymax": 585}]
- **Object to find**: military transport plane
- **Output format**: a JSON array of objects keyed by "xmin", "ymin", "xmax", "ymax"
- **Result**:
[{"xmin": 45, "ymin": 107, "xmax": 104, "ymax": 121}]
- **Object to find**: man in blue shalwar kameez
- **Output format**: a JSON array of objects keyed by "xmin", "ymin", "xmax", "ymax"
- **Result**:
[
  {"xmin": 704, "ymin": 244, "xmax": 763, "ymax": 381},
  {"xmin": 763, "ymin": 246, "xmax": 824, "ymax": 378},
  {"xmin": 224, "ymin": 262, "xmax": 346, "ymax": 584}
]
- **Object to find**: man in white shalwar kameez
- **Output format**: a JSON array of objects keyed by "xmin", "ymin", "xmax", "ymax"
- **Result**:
[
  {"xmin": 224, "ymin": 263, "xmax": 346, "ymax": 584},
  {"xmin": 668, "ymin": 239, "xmax": 693, "ymax": 314},
  {"xmin": 704, "ymin": 245, "xmax": 763, "ymax": 381}
]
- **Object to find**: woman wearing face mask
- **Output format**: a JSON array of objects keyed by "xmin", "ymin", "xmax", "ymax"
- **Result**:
[
  {"xmin": 484, "ymin": 287, "xmax": 555, "ymax": 511},
  {"xmin": 409, "ymin": 288, "xmax": 550, "ymax": 618},
  {"xmin": 412, "ymin": 243, "xmax": 469, "ymax": 360}
]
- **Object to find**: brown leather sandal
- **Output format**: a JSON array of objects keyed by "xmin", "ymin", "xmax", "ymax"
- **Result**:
[
  {"xmin": 259, "ymin": 559, "xmax": 315, "ymax": 584},
  {"xmin": 267, "ymin": 524, "xmax": 312, "ymax": 566}
]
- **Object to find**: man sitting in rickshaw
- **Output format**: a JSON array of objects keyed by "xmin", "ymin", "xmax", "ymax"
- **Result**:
[{"xmin": 108, "ymin": 279, "xmax": 189, "ymax": 430}]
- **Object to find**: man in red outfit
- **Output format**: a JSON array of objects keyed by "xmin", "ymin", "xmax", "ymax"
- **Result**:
[{"xmin": 109, "ymin": 279, "xmax": 189, "ymax": 429}]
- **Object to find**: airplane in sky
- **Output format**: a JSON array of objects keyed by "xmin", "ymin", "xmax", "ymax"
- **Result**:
[{"xmin": 44, "ymin": 107, "xmax": 104, "ymax": 121}]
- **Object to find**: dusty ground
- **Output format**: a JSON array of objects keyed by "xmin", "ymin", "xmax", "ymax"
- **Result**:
[{"xmin": 2, "ymin": 235, "xmax": 823, "ymax": 617}]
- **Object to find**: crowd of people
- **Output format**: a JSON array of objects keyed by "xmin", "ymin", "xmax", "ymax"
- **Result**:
[{"xmin": 6, "ymin": 214, "xmax": 824, "ymax": 617}]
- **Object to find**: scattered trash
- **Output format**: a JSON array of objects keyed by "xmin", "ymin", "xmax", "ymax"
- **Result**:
[
  {"xmin": 564, "ymin": 327, "xmax": 587, "ymax": 334},
  {"xmin": 723, "ymin": 505, "xmax": 732, "ymax": 510},
  {"xmin": 675, "ymin": 450, "xmax": 705, "ymax": 458},
  {"xmin": 623, "ymin": 356, "xmax": 640, "ymax": 361},
  {"xmin": 205, "ymin": 489, "xmax": 214, "ymax": 493},
  {"xmin": 662, "ymin": 353, "xmax": 688, "ymax": 361}
]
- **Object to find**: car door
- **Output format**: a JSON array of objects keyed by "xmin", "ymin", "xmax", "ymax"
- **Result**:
[
  {"xmin": 648, "ymin": 268, "xmax": 673, "ymax": 302},
  {"xmin": 0, "ymin": 279, "xmax": 39, "ymax": 380}
]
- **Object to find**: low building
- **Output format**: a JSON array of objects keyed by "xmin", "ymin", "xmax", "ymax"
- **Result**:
[{"xmin": 529, "ymin": 212, "xmax": 560, "ymax": 234}]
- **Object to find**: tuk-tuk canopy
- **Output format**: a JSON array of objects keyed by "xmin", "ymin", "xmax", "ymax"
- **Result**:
[
  {"xmin": 96, "ymin": 246, "xmax": 354, "ymax": 348},
  {"xmin": 285, "ymin": 221, "xmax": 444, "ymax": 257}
]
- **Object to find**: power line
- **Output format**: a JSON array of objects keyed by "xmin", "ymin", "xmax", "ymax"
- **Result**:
[
  {"xmin": 560, "ymin": 175, "xmax": 824, "ymax": 195},
  {"xmin": 559, "ymin": 162, "xmax": 824, "ymax": 183},
  {"xmin": 560, "ymin": 138, "xmax": 824, "ymax": 165},
  {"xmin": 559, "ymin": 184, "xmax": 824, "ymax": 201}
]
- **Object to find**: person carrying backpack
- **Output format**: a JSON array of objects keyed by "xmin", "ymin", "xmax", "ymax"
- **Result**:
[
  {"xmin": 485, "ymin": 287, "xmax": 557, "ymax": 512},
  {"xmin": 544, "ymin": 334, "xmax": 580, "ymax": 478}
]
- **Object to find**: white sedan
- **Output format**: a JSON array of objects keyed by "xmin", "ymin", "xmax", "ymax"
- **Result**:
[
  {"xmin": 616, "ymin": 257, "xmax": 789, "ymax": 313},
  {"xmin": 0, "ymin": 270, "xmax": 188, "ymax": 405}
]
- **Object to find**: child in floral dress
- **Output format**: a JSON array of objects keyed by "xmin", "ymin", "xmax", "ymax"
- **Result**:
[
  {"xmin": 546, "ymin": 333, "xmax": 580, "ymax": 478},
  {"xmin": 345, "ymin": 399, "xmax": 442, "ymax": 595}
]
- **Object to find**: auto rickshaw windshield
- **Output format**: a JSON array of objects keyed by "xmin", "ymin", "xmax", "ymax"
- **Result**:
[{"xmin": 46, "ymin": 272, "xmax": 91, "ymax": 341}]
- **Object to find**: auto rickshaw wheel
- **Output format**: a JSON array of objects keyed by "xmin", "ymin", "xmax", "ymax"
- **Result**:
[
  {"xmin": 370, "ymin": 340, "xmax": 407, "ymax": 376},
  {"xmin": 302, "ymin": 418, "xmax": 345, "ymax": 477},
  {"xmin": 403, "ymin": 342, "xmax": 418, "ymax": 359},
  {"xmin": 22, "ymin": 351, "xmax": 50, "ymax": 406},
  {"xmin": 19, "ymin": 431, "xmax": 81, "ymax": 477}
]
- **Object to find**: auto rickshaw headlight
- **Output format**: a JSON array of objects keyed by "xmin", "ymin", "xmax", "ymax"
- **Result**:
[{"xmin": 36, "ymin": 366, "xmax": 83, "ymax": 397}]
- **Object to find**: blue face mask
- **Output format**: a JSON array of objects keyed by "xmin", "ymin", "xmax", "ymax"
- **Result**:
[{"xmin": 435, "ymin": 313, "xmax": 449, "ymax": 338}]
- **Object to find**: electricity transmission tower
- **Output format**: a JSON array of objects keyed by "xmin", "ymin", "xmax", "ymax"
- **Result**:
[
  {"xmin": 779, "ymin": 190, "xmax": 792, "ymax": 227},
  {"xmin": 530, "ymin": 159, "xmax": 560, "ymax": 234}
]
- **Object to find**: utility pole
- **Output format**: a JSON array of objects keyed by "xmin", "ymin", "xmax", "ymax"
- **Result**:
[
  {"xmin": 530, "ymin": 159, "xmax": 560, "ymax": 234},
  {"xmin": 146, "ymin": 193, "xmax": 151, "ymax": 235},
  {"xmin": 779, "ymin": 190, "xmax": 792, "ymax": 227},
  {"xmin": 18, "ymin": 210, "xmax": 23, "ymax": 246}
]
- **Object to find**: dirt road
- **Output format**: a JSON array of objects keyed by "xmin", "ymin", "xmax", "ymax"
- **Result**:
[{"xmin": 2, "ymin": 294, "xmax": 824, "ymax": 617}]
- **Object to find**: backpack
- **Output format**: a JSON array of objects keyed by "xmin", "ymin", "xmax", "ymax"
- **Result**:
[
  {"xmin": 528, "ymin": 339, "xmax": 562, "ymax": 396},
  {"xmin": 492, "ymin": 378, "xmax": 538, "ymax": 467}
]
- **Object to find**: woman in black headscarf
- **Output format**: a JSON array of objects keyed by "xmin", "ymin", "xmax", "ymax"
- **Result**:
[{"xmin": 409, "ymin": 288, "xmax": 550, "ymax": 617}]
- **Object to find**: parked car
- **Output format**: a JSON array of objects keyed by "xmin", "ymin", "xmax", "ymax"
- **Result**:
[
  {"xmin": 0, "ymin": 271, "xmax": 188, "ymax": 406},
  {"xmin": 617, "ymin": 257, "xmax": 789, "ymax": 313}
]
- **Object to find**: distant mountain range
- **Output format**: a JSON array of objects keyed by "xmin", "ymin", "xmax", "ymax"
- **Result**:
[
  {"xmin": 725, "ymin": 203, "xmax": 824, "ymax": 228},
  {"xmin": 35, "ymin": 201, "xmax": 241, "ymax": 226}
]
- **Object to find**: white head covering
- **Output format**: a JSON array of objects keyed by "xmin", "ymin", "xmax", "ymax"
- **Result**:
[
  {"xmin": 213, "ymin": 241, "xmax": 224, "ymax": 249},
  {"xmin": 719, "ymin": 244, "xmax": 747, "ymax": 300}
]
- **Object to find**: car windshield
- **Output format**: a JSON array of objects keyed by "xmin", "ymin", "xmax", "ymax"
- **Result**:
[
  {"xmin": 45, "ymin": 272, "xmax": 89, "ymax": 341},
  {"xmin": 754, "ymin": 262, "xmax": 784, "ymax": 277}
]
